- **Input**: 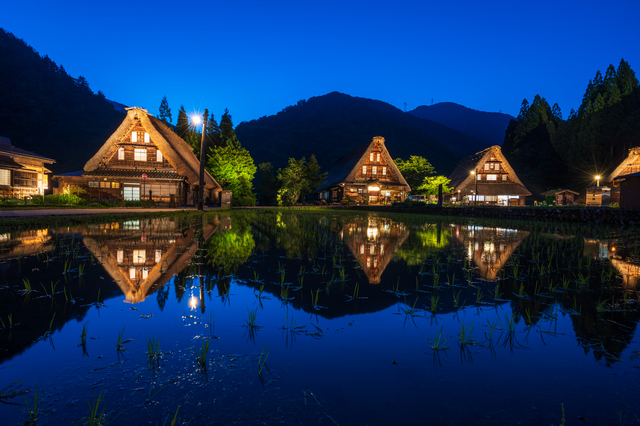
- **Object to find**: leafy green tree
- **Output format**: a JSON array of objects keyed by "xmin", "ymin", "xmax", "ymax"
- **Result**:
[
  {"xmin": 206, "ymin": 138, "xmax": 257, "ymax": 206},
  {"xmin": 417, "ymin": 175, "xmax": 453, "ymax": 197},
  {"xmin": 158, "ymin": 96, "xmax": 172, "ymax": 125},
  {"xmin": 394, "ymin": 156, "xmax": 436, "ymax": 192},
  {"xmin": 277, "ymin": 158, "xmax": 309, "ymax": 206}
]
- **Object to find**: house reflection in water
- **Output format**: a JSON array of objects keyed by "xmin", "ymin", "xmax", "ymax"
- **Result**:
[
  {"xmin": 342, "ymin": 217, "xmax": 409, "ymax": 284},
  {"xmin": 0, "ymin": 229, "xmax": 53, "ymax": 278},
  {"xmin": 453, "ymin": 225, "xmax": 530, "ymax": 281},
  {"xmin": 82, "ymin": 219, "xmax": 218, "ymax": 303},
  {"xmin": 584, "ymin": 238, "xmax": 639, "ymax": 289}
]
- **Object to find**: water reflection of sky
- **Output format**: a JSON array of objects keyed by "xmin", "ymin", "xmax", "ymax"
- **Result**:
[{"xmin": 0, "ymin": 212, "xmax": 639, "ymax": 425}]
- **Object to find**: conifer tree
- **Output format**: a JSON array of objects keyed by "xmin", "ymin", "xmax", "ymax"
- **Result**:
[
  {"xmin": 176, "ymin": 105, "xmax": 189, "ymax": 139},
  {"xmin": 158, "ymin": 96, "xmax": 172, "ymax": 125}
]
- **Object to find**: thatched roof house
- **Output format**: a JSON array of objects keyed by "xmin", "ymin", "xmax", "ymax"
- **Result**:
[
  {"xmin": 607, "ymin": 146, "xmax": 640, "ymax": 181},
  {"xmin": 55, "ymin": 107, "xmax": 221, "ymax": 205},
  {"xmin": 318, "ymin": 136, "xmax": 410, "ymax": 204},
  {"xmin": 448, "ymin": 145, "xmax": 531, "ymax": 206},
  {"xmin": 0, "ymin": 136, "xmax": 55, "ymax": 199}
]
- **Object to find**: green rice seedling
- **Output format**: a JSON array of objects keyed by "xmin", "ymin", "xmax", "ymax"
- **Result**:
[
  {"xmin": 493, "ymin": 284, "xmax": 501, "ymax": 301},
  {"xmin": 197, "ymin": 339, "xmax": 210, "ymax": 372},
  {"xmin": 452, "ymin": 290, "xmax": 462, "ymax": 308},
  {"xmin": 8, "ymin": 314, "xmax": 13, "ymax": 328},
  {"xmin": 245, "ymin": 307, "xmax": 260, "ymax": 328},
  {"xmin": 352, "ymin": 283, "xmax": 359, "ymax": 300},
  {"xmin": 253, "ymin": 270, "xmax": 260, "ymax": 283},
  {"xmin": 163, "ymin": 405, "xmax": 180, "ymax": 426},
  {"xmin": 81, "ymin": 322, "xmax": 88, "ymax": 347},
  {"xmin": 22, "ymin": 278, "xmax": 32, "ymax": 294},
  {"xmin": 258, "ymin": 343, "xmax": 272, "ymax": 375},
  {"xmin": 48, "ymin": 313, "xmax": 56, "ymax": 334},
  {"xmin": 475, "ymin": 288, "xmax": 483, "ymax": 304},
  {"xmin": 24, "ymin": 384, "xmax": 39, "ymax": 423},
  {"xmin": 503, "ymin": 313, "xmax": 516, "ymax": 333},
  {"xmin": 116, "ymin": 326, "xmax": 126, "ymax": 352},
  {"xmin": 147, "ymin": 336, "xmax": 161, "ymax": 365},
  {"xmin": 596, "ymin": 299, "xmax": 606, "ymax": 313},
  {"xmin": 447, "ymin": 273, "xmax": 455, "ymax": 286},
  {"xmin": 78, "ymin": 263, "xmax": 85, "ymax": 276},
  {"xmin": 485, "ymin": 318, "xmax": 499, "ymax": 341},
  {"xmin": 280, "ymin": 285, "xmax": 290, "ymax": 302},
  {"xmin": 311, "ymin": 289, "xmax": 320, "ymax": 308},
  {"xmin": 523, "ymin": 309, "xmax": 532, "ymax": 327},
  {"xmin": 338, "ymin": 267, "xmax": 347, "ymax": 282},
  {"xmin": 84, "ymin": 391, "xmax": 106, "ymax": 426},
  {"xmin": 513, "ymin": 264, "xmax": 519, "ymax": 280},
  {"xmin": 429, "ymin": 326, "xmax": 449, "ymax": 351},
  {"xmin": 516, "ymin": 283, "xmax": 526, "ymax": 298},
  {"xmin": 458, "ymin": 321, "xmax": 475, "ymax": 348},
  {"xmin": 562, "ymin": 276, "xmax": 571, "ymax": 291},
  {"xmin": 560, "ymin": 403, "xmax": 565, "ymax": 426},
  {"xmin": 430, "ymin": 294, "xmax": 439, "ymax": 313}
]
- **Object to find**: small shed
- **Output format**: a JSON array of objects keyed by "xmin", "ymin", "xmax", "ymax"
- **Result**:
[
  {"xmin": 613, "ymin": 172, "xmax": 640, "ymax": 210},
  {"xmin": 555, "ymin": 189, "xmax": 579, "ymax": 206},
  {"xmin": 585, "ymin": 186, "xmax": 610, "ymax": 207}
]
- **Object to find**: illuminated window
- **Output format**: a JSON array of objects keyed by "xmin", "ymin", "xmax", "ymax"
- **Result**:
[
  {"xmin": 484, "ymin": 163, "xmax": 490, "ymax": 171},
  {"xmin": 358, "ymin": 188, "xmax": 363, "ymax": 193},
  {"xmin": 495, "ymin": 164, "xmax": 500, "ymax": 171},
  {"xmin": 370, "ymin": 153, "xmax": 374, "ymax": 161},
  {"xmin": 134, "ymin": 148, "xmax": 147, "ymax": 161},
  {"xmin": 99, "ymin": 181, "xmax": 110, "ymax": 188},
  {"xmin": 376, "ymin": 153, "xmax": 380, "ymax": 162},
  {"xmin": 0, "ymin": 169, "xmax": 9, "ymax": 186},
  {"xmin": 155, "ymin": 250, "xmax": 162, "ymax": 263},
  {"xmin": 367, "ymin": 258, "xmax": 371, "ymax": 268},
  {"xmin": 477, "ymin": 174, "xmax": 481, "ymax": 181},
  {"xmin": 362, "ymin": 166, "xmax": 367, "ymax": 174},
  {"xmin": 487, "ymin": 175, "xmax": 497, "ymax": 181},
  {"xmin": 157, "ymin": 150, "xmax": 163, "ymax": 162},
  {"xmin": 117, "ymin": 250, "xmax": 123, "ymax": 263},
  {"xmin": 131, "ymin": 132, "xmax": 138, "ymax": 142},
  {"xmin": 490, "ymin": 163, "xmax": 494, "ymax": 169},
  {"xmin": 502, "ymin": 175, "xmax": 507, "ymax": 181},
  {"xmin": 142, "ymin": 269, "xmax": 148, "ymax": 279},
  {"xmin": 129, "ymin": 268, "xmax": 136, "ymax": 279},
  {"xmin": 112, "ymin": 182, "xmax": 120, "ymax": 188},
  {"xmin": 133, "ymin": 249, "xmax": 146, "ymax": 264},
  {"xmin": 360, "ymin": 244, "xmax": 365, "ymax": 254},
  {"xmin": 118, "ymin": 148, "xmax": 125, "ymax": 160},
  {"xmin": 88, "ymin": 181, "xmax": 98, "ymax": 187},
  {"xmin": 370, "ymin": 244, "xmax": 375, "ymax": 255},
  {"xmin": 382, "ymin": 167, "xmax": 386, "ymax": 175},
  {"xmin": 372, "ymin": 166, "xmax": 377, "ymax": 175},
  {"xmin": 380, "ymin": 244, "xmax": 384, "ymax": 255},
  {"xmin": 144, "ymin": 132, "xmax": 150, "ymax": 143}
]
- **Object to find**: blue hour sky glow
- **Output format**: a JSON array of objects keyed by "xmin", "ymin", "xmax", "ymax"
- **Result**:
[{"xmin": 2, "ymin": 0, "xmax": 639, "ymax": 123}]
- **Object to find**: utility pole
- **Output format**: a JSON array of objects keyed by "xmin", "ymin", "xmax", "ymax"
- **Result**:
[
  {"xmin": 474, "ymin": 168, "xmax": 479, "ymax": 206},
  {"xmin": 198, "ymin": 109, "xmax": 208, "ymax": 211}
]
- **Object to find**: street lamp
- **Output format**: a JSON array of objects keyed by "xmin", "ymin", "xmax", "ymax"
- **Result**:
[
  {"xmin": 191, "ymin": 110, "xmax": 208, "ymax": 211},
  {"xmin": 471, "ymin": 169, "xmax": 478, "ymax": 206},
  {"xmin": 595, "ymin": 175, "xmax": 601, "ymax": 187}
]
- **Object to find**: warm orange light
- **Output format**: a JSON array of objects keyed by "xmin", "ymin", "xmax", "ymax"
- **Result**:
[
  {"xmin": 191, "ymin": 114, "xmax": 202, "ymax": 126},
  {"xmin": 189, "ymin": 296, "xmax": 199, "ymax": 311},
  {"xmin": 596, "ymin": 175, "xmax": 601, "ymax": 180}
]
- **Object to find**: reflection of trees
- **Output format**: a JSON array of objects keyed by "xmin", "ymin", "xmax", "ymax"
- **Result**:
[
  {"xmin": 204, "ymin": 215, "xmax": 255, "ymax": 275},
  {"xmin": 394, "ymin": 224, "xmax": 450, "ymax": 266}
]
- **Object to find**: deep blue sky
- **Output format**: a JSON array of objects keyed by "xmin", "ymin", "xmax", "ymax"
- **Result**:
[{"xmin": 2, "ymin": 0, "xmax": 639, "ymax": 124}]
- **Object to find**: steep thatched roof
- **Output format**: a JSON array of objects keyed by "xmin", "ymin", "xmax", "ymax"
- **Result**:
[
  {"xmin": 319, "ymin": 136, "xmax": 409, "ymax": 191},
  {"xmin": 608, "ymin": 147, "xmax": 640, "ymax": 181},
  {"xmin": 84, "ymin": 107, "xmax": 220, "ymax": 189},
  {"xmin": 449, "ymin": 145, "xmax": 531, "ymax": 196},
  {"xmin": 0, "ymin": 137, "xmax": 55, "ymax": 163}
]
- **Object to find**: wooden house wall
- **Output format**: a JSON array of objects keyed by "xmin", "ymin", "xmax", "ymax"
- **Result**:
[{"xmin": 620, "ymin": 177, "xmax": 640, "ymax": 210}]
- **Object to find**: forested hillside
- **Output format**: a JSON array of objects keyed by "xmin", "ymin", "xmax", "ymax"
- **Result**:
[
  {"xmin": 0, "ymin": 28, "xmax": 124, "ymax": 173},
  {"xmin": 236, "ymin": 92, "xmax": 490, "ymax": 176},
  {"xmin": 409, "ymin": 102, "xmax": 513, "ymax": 146},
  {"xmin": 502, "ymin": 59, "xmax": 640, "ymax": 196}
]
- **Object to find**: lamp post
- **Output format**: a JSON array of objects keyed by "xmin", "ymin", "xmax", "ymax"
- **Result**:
[
  {"xmin": 596, "ymin": 175, "xmax": 601, "ymax": 187},
  {"xmin": 471, "ymin": 169, "xmax": 478, "ymax": 206},
  {"xmin": 192, "ymin": 110, "xmax": 208, "ymax": 211}
]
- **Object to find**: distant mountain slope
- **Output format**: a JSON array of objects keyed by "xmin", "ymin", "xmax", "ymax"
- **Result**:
[
  {"xmin": 0, "ymin": 28, "xmax": 124, "ymax": 173},
  {"xmin": 236, "ymin": 92, "xmax": 490, "ymax": 176},
  {"xmin": 409, "ymin": 102, "xmax": 513, "ymax": 146}
]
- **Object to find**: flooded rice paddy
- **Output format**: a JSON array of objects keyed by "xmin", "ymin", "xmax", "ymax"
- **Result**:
[{"xmin": 0, "ymin": 210, "xmax": 639, "ymax": 425}]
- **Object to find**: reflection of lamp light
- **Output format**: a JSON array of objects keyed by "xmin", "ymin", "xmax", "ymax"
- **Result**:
[
  {"xmin": 367, "ymin": 227, "xmax": 378, "ymax": 239},
  {"xmin": 189, "ymin": 295, "xmax": 199, "ymax": 311}
]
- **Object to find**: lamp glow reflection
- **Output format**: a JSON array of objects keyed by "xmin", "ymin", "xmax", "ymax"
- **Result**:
[{"xmin": 189, "ymin": 295, "xmax": 199, "ymax": 311}]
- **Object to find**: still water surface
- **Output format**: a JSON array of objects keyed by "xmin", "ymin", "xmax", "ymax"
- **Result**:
[{"xmin": 0, "ymin": 211, "xmax": 639, "ymax": 425}]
